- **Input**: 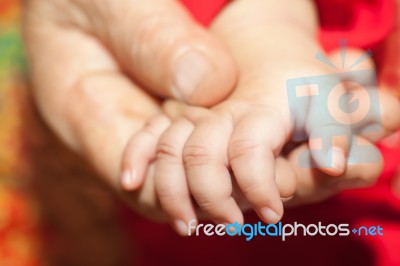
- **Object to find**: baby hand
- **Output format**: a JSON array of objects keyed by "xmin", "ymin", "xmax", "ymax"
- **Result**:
[{"xmin": 120, "ymin": 0, "xmax": 400, "ymax": 232}]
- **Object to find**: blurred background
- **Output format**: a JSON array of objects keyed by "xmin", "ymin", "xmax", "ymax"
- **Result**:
[
  {"xmin": 2, "ymin": 0, "xmax": 400, "ymax": 265},
  {"xmin": 0, "ymin": 1, "xmax": 132, "ymax": 264}
]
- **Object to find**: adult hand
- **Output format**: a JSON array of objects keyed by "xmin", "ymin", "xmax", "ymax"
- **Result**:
[{"xmin": 23, "ymin": 0, "xmax": 237, "ymax": 220}]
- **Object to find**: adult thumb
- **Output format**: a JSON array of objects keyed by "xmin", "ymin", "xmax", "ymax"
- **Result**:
[{"xmin": 78, "ymin": 0, "xmax": 237, "ymax": 106}]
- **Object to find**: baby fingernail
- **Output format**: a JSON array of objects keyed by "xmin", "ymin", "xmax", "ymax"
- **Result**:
[
  {"xmin": 175, "ymin": 220, "xmax": 189, "ymax": 236},
  {"xmin": 260, "ymin": 208, "xmax": 281, "ymax": 224},
  {"xmin": 121, "ymin": 169, "xmax": 137, "ymax": 190},
  {"xmin": 173, "ymin": 49, "xmax": 213, "ymax": 101},
  {"xmin": 331, "ymin": 146, "xmax": 346, "ymax": 171}
]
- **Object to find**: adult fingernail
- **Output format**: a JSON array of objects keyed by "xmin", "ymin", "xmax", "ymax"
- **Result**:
[
  {"xmin": 172, "ymin": 49, "xmax": 213, "ymax": 101},
  {"xmin": 174, "ymin": 220, "xmax": 189, "ymax": 236},
  {"xmin": 331, "ymin": 146, "xmax": 346, "ymax": 172},
  {"xmin": 260, "ymin": 208, "xmax": 281, "ymax": 224},
  {"xmin": 121, "ymin": 169, "xmax": 137, "ymax": 191}
]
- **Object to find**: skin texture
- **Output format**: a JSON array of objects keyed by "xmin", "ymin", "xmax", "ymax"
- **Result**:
[
  {"xmin": 121, "ymin": 0, "xmax": 400, "ymax": 235},
  {"xmin": 23, "ymin": 0, "xmax": 400, "ymax": 234},
  {"xmin": 23, "ymin": 0, "xmax": 238, "ymax": 220}
]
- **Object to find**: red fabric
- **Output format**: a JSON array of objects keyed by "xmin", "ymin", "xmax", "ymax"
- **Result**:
[
  {"xmin": 317, "ymin": 0, "xmax": 396, "ymax": 51},
  {"xmin": 181, "ymin": 0, "xmax": 396, "ymax": 51},
  {"xmin": 123, "ymin": 1, "xmax": 400, "ymax": 265}
]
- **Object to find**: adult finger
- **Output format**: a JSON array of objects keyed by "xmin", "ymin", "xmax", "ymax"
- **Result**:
[
  {"xmin": 74, "ymin": 0, "xmax": 238, "ymax": 106},
  {"xmin": 23, "ymin": 11, "xmax": 159, "ymax": 192}
]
